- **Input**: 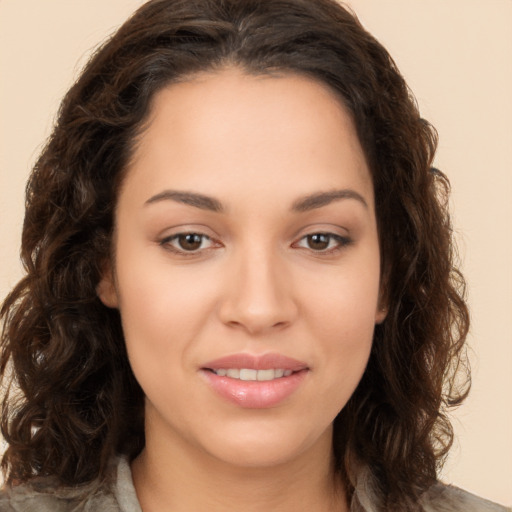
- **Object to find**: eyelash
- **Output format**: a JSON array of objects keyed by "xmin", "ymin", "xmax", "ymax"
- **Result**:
[
  {"xmin": 293, "ymin": 233, "xmax": 351, "ymax": 254},
  {"xmin": 159, "ymin": 232, "xmax": 351, "ymax": 256},
  {"xmin": 159, "ymin": 233, "xmax": 217, "ymax": 255}
]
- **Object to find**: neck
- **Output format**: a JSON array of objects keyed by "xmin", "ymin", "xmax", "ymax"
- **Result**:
[{"xmin": 131, "ymin": 424, "xmax": 348, "ymax": 512}]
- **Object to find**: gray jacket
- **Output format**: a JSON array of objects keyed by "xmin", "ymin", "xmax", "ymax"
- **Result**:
[{"xmin": 0, "ymin": 458, "xmax": 509, "ymax": 512}]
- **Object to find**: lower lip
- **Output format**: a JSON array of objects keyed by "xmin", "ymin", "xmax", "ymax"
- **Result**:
[{"xmin": 201, "ymin": 370, "xmax": 308, "ymax": 409}]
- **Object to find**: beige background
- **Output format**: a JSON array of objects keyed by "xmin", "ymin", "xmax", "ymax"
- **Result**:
[{"xmin": 0, "ymin": 0, "xmax": 511, "ymax": 505}]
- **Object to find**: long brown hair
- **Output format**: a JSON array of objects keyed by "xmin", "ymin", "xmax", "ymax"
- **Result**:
[{"xmin": 1, "ymin": 1, "xmax": 469, "ymax": 509}]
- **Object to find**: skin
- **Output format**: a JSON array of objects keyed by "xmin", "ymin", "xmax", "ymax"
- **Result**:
[{"xmin": 98, "ymin": 68, "xmax": 386, "ymax": 512}]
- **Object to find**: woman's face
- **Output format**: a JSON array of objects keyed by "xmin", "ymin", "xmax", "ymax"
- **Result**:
[{"xmin": 99, "ymin": 68, "xmax": 386, "ymax": 469}]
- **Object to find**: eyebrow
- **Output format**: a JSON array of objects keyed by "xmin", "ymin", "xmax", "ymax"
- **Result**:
[
  {"xmin": 144, "ymin": 188, "xmax": 368, "ymax": 213},
  {"xmin": 291, "ymin": 189, "xmax": 368, "ymax": 212},
  {"xmin": 144, "ymin": 190, "xmax": 223, "ymax": 212}
]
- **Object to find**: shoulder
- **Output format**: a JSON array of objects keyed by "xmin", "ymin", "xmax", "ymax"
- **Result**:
[
  {"xmin": 420, "ymin": 482, "xmax": 511, "ymax": 512},
  {"xmin": 0, "ymin": 457, "xmax": 140, "ymax": 512},
  {"xmin": 0, "ymin": 475, "xmax": 119, "ymax": 512}
]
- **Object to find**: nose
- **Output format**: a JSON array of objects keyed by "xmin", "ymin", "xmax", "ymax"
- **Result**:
[{"xmin": 218, "ymin": 246, "xmax": 298, "ymax": 335}]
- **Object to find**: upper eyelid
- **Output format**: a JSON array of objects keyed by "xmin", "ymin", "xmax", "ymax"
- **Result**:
[
  {"xmin": 294, "ymin": 232, "xmax": 350, "ymax": 247},
  {"xmin": 161, "ymin": 232, "xmax": 210, "ymax": 241},
  {"xmin": 291, "ymin": 224, "xmax": 350, "ymax": 243},
  {"xmin": 297, "ymin": 232, "xmax": 346, "ymax": 241},
  {"xmin": 157, "ymin": 224, "xmax": 218, "ymax": 240},
  {"xmin": 161, "ymin": 232, "xmax": 214, "ymax": 245}
]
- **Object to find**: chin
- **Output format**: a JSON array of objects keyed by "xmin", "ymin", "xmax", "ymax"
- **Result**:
[{"xmin": 200, "ymin": 420, "xmax": 333, "ymax": 470}]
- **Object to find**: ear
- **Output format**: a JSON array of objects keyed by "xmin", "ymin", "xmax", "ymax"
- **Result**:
[
  {"xmin": 96, "ymin": 263, "xmax": 119, "ymax": 308},
  {"xmin": 375, "ymin": 302, "xmax": 388, "ymax": 324},
  {"xmin": 375, "ymin": 268, "xmax": 389, "ymax": 324}
]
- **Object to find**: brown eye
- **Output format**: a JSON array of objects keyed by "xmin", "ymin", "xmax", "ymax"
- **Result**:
[
  {"xmin": 306, "ymin": 233, "xmax": 330, "ymax": 250},
  {"xmin": 177, "ymin": 233, "xmax": 204, "ymax": 251},
  {"xmin": 294, "ymin": 232, "xmax": 351, "ymax": 253},
  {"xmin": 161, "ymin": 232, "xmax": 214, "ymax": 253}
]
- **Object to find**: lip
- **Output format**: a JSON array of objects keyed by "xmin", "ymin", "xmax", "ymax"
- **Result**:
[
  {"xmin": 200, "ymin": 353, "xmax": 309, "ymax": 409},
  {"xmin": 202, "ymin": 353, "xmax": 308, "ymax": 371}
]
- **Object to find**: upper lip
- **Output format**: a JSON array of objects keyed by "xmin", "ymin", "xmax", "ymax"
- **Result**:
[{"xmin": 202, "ymin": 353, "xmax": 309, "ymax": 371}]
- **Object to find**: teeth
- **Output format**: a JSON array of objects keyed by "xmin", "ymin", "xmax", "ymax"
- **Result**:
[
  {"xmin": 256, "ymin": 369, "xmax": 274, "ymax": 381},
  {"xmin": 212, "ymin": 368, "xmax": 294, "ymax": 381},
  {"xmin": 240, "ymin": 369, "xmax": 257, "ymax": 381}
]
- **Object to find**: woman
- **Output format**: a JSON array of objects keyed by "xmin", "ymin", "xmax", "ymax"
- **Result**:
[{"xmin": 0, "ymin": 0, "xmax": 508, "ymax": 511}]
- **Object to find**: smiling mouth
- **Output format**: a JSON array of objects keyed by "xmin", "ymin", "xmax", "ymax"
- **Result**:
[
  {"xmin": 207, "ymin": 368, "xmax": 294, "ymax": 381},
  {"xmin": 201, "ymin": 354, "xmax": 309, "ymax": 408}
]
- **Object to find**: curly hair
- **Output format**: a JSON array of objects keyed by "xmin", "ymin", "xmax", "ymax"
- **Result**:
[{"xmin": 0, "ymin": 0, "xmax": 469, "ymax": 509}]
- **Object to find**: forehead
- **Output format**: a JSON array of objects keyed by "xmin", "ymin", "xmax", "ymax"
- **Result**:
[{"xmin": 123, "ymin": 67, "xmax": 373, "ymax": 209}]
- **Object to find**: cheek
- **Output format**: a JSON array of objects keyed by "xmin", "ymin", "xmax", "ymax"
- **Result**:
[
  {"xmin": 299, "ymin": 255, "xmax": 381, "ymax": 342},
  {"xmin": 314, "ymin": 293, "xmax": 375, "ymax": 385},
  {"xmin": 112, "ymin": 239, "xmax": 219, "ymax": 380},
  {"xmin": 312, "ymin": 304, "xmax": 375, "ymax": 420},
  {"xmin": 115, "ymin": 230, "xmax": 217, "ymax": 325},
  {"xmin": 296, "ymin": 255, "xmax": 380, "ymax": 402}
]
